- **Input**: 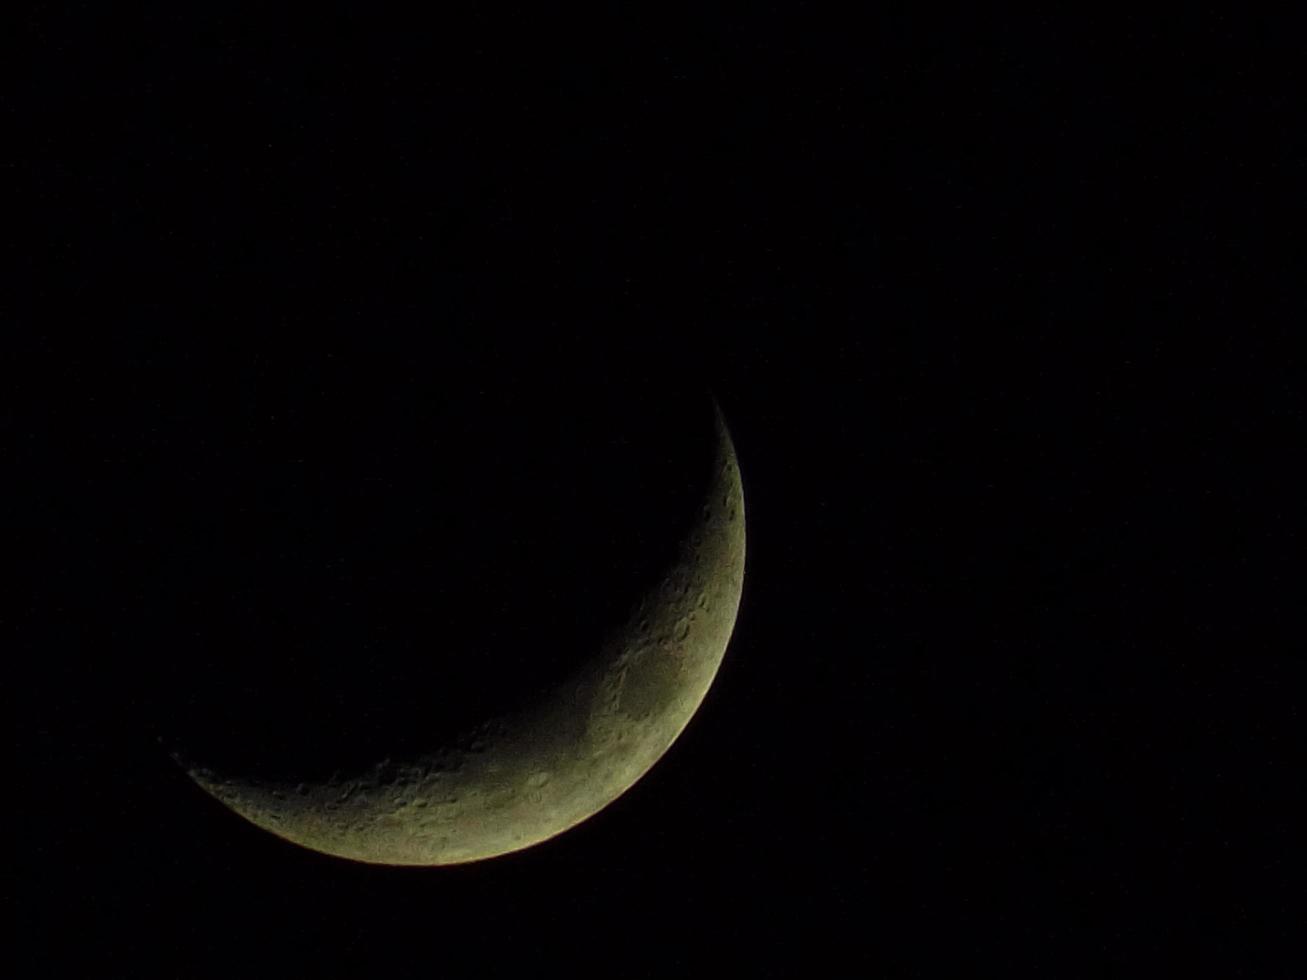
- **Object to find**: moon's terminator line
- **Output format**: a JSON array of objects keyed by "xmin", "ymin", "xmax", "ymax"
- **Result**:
[{"xmin": 182, "ymin": 403, "xmax": 746, "ymax": 865}]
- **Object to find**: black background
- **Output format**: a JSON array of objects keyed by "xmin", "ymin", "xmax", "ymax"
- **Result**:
[{"xmin": 13, "ymin": 6, "xmax": 1301, "ymax": 976}]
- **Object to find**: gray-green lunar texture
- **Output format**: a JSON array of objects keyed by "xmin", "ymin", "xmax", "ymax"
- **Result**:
[{"xmin": 182, "ymin": 405, "xmax": 746, "ymax": 865}]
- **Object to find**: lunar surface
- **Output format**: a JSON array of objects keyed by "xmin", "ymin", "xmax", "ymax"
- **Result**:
[{"xmin": 181, "ymin": 403, "xmax": 746, "ymax": 865}]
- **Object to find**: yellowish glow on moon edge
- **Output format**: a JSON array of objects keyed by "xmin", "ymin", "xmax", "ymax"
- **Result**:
[{"xmin": 184, "ymin": 405, "xmax": 746, "ymax": 865}]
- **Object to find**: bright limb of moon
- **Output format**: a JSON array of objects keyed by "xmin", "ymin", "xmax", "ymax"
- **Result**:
[{"xmin": 182, "ymin": 403, "xmax": 746, "ymax": 865}]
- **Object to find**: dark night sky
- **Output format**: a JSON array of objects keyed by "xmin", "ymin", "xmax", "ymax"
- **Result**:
[{"xmin": 13, "ymin": 6, "xmax": 1301, "ymax": 976}]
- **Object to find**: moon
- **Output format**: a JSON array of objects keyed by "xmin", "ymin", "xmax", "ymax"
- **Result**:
[{"xmin": 180, "ymin": 402, "xmax": 745, "ymax": 865}]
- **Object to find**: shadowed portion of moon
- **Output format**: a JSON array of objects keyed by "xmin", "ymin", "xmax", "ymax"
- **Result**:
[{"xmin": 174, "ymin": 393, "xmax": 745, "ymax": 865}]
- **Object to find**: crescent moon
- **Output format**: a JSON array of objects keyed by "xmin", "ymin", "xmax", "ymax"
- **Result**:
[{"xmin": 181, "ymin": 403, "xmax": 745, "ymax": 865}]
